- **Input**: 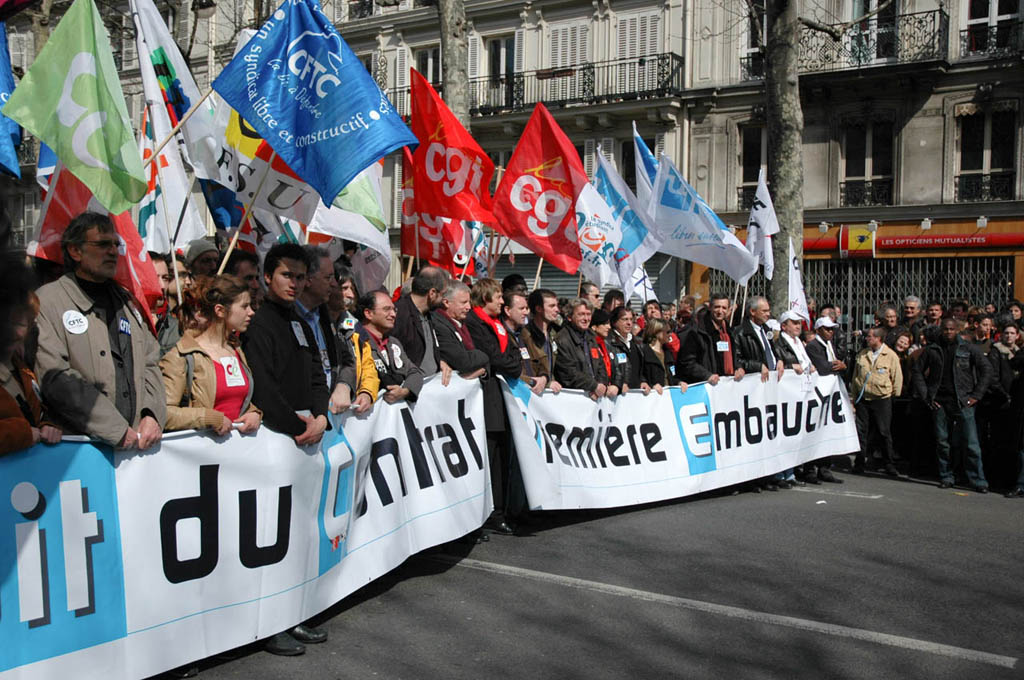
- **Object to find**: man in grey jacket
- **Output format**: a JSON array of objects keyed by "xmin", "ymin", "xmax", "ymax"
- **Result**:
[{"xmin": 35, "ymin": 212, "xmax": 165, "ymax": 448}]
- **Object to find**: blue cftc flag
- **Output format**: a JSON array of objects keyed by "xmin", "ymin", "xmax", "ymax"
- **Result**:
[
  {"xmin": 0, "ymin": 22, "xmax": 21, "ymax": 178},
  {"xmin": 212, "ymin": 0, "xmax": 416, "ymax": 206}
]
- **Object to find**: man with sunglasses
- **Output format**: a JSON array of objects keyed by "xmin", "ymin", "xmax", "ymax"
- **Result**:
[{"xmin": 35, "ymin": 212, "xmax": 166, "ymax": 449}]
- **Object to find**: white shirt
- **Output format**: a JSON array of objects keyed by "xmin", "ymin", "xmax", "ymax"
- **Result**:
[{"xmin": 780, "ymin": 332, "xmax": 813, "ymax": 372}]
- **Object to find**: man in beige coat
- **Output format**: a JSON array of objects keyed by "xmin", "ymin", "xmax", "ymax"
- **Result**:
[
  {"xmin": 35, "ymin": 212, "xmax": 165, "ymax": 449},
  {"xmin": 850, "ymin": 326, "xmax": 903, "ymax": 476}
]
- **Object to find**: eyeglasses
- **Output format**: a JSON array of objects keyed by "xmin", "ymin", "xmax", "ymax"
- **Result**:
[{"xmin": 82, "ymin": 239, "xmax": 119, "ymax": 250}]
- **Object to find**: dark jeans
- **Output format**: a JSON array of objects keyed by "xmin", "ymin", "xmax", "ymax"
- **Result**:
[
  {"xmin": 855, "ymin": 398, "xmax": 895, "ymax": 466},
  {"xmin": 486, "ymin": 433, "xmax": 510, "ymax": 522},
  {"xmin": 1016, "ymin": 448, "xmax": 1024, "ymax": 487},
  {"xmin": 932, "ymin": 403, "xmax": 987, "ymax": 488}
]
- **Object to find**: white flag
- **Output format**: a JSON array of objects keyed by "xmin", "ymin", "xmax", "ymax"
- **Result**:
[
  {"xmin": 649, "ymin": 155, "xmax": 758, "ymax": 285},
  {"xmin": 575, "ymin": 181, "xmax": 622, "ymax": 289},
  {"xmin": 788, "ymin": 237, "xmax": 810, "ymax": 321},
  {"xmin": 632, "ymin": 122, "xmax": 658, "ymax": 207},
  {"xmin": 629, "ymin": 266, "xmax": 658, "ymax": 303},
  {"xmin": 745, "ymin": 168, "xmax": 779, "ymax": 281}
]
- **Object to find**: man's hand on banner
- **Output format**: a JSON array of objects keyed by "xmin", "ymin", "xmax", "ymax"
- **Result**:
[
  {"xmin": 607, "ymin": 384, "xmax": 620, "ymax": 398},
  {"xmin": 640, "ymin": 382, "xmax": 652, "ymax": 395},
  {"xmin": 794, "ymin": 364, "xmax": 804, "ymax": 375},
  {"xmin": 33, "ymin": 424, "xmax": 62, "ymax": 444},
  {"xmin": 383, "ymin": 385, "xmax": 411, "ymax": 403},
  {"xmin": 760, "ymin": 365, "xmax": 770, "ymax": 383},
  {"xmin": 530, "ymin": 376, "xmax": 547, "ymax": 396},
  {"xmin": 329, "ymin": 383, "xmax": 353, "ymax": 414},
  {"xmin": 590, "ymin": 382, "xmax": 608, "ymax": 401},
  {"xmin": 708, "ymin": 373, "xmax": 721, "ymax": 385},
  {"xmin": 237, "ymin": 411, "xmax": 261, "ymax": 433},
  {"xmin": 295, "ymin": 414, "xmax": 327, "ymax": 446},
  {"xmin": 138, "ymin": 416, "xmax": 163, "ymax": 450},
  {"xmin": 652, "ymin": 383, "xmax": 663, "ymax": 395},
  {"xmin": 440, "ymin": 361, "xmax": 453, "ymax": 386},
  {"xmin": 549, "ymin": 380, "xmax": 562, "ymax": 394},
  {"xmin": 776, "ymin": 360, "xmax": 786, "ymax": 381},
  {"xmin": 353, "ymin": 392, "xmax": 373, "ymax": 414},
  {"xmin": 461, "ymin": 368, "xmax": 486, "ymax": 381}
]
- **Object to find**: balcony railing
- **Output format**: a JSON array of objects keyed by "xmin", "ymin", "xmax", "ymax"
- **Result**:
[
  {"xmin": 960, "ymin": 21, "xmax": 1023, "ymax": 58},
  {"xmin": 737, "ymin": 186, "xmax": 757, "ymax": 211},
  {"xmin": 955, "ymin": 172, "xmax": 1016, "ymax": 202},
  {"xmin": 798, "ymin": 9, "xmax": 948, "ymax": 73},
  {"xmin": 739, "ymin": 54, "xmax": 765, "ymax": 81},
  {"xmin": 346, "ymin": 0, "xmax": 434, "ymax": 20},
  {"xmin": 840, "ymin": 179, "xmax": 894, "ymax": 207}
]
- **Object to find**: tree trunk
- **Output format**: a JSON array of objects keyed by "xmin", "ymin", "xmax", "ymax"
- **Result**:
[
  {"xmin": 28, "ymin": 0, "xmax": 56, "ymax": 61},
  {"xmin": 438, "ymin": 0, "xmax": 470, "ymax": 130},
  {"xmin": 765, "ymin": 0, "xmax": 804, "ymax": 316}
]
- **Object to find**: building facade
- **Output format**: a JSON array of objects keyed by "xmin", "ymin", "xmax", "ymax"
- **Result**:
[{"xmin": 3, "ymin": 0, "xmax": 1022, "ymax": 311}]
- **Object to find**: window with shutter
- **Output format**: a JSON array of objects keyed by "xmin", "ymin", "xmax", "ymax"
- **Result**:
[
  {"xmin": 392, "ymin": 156, "xmax": 403, "ymax": 228},
  {"xmin": 617, "ymin": 11, "xmax": 661, "ymax": 95},
  {"xmin": 600, "ymin": 138, "xmax": 615, "ymax": 167},
  {"xmin": 514, "ymin": 28, "xmax": 524, "ymax": 73},
  {"xmin": 547, "ymin": 21, "xmax": 589, "ymax": 102},
  {"xmin": 394, "ymin": 48, "xmax": 409, "ymax": 116},
  {"xmin": 584, "ymin": 139, "xmax": 596, "ymax": 178}
]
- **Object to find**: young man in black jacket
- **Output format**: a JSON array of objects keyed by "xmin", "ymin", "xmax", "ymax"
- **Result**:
[{"xmin": 240, "ymin": 242, "xmax": 330, "ymax": 656}]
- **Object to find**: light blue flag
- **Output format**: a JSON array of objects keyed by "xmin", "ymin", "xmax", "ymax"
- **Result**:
[
  {"xmin": 593, "ymin": 149, "xmax": 662, "ymax": 300},
  {"xmin": 632, "ymin": 121, "xmax": 657, "ymax": 207},
  {"xmin": 212, "ymin": 0, "xmax": 417, "ymax": 206},
  {"xmin": 36, "ymin": 141, "xmax": 56, "ymax": 189},
  {"xmin": 0, "ymin": 22, "xmax": 21, "ymax": 178},
  {"xmin": 650, "ymin": 155, "xmax": 758, "ymax": 285}
]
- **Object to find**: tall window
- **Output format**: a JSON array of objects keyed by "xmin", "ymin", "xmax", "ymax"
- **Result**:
[
  {"xmin": 738, "ymin": 125, "xmax": 766, "ymax": 210},
  {"xmin": 956, "ymin": 105, "xmax": 1017, "ymax": 201},
  {"xmin": 480, "ymin": 35, "xmax": 516, "ymax": 111},
  {"xmin": 415, "ymin": 46, "xmax": 441, "ymax": 87},
  {"xmin": 841, "ymin": 121, "xmax": 894, "ymax": 206},
  {"xmin": 963, "ymin": 0, "xmax": 1021, "ymax": 56},
  {"xmin": 848, "ymin": 0, "xmax": 898, "ymax": 64},
  {"xmin": 742, "ymin": 1, "xmax": 766, "ymax": 80}
]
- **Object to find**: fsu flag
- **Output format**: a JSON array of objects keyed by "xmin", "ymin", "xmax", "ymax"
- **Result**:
[
  {"xmin": 410, "ymin": 69, "xmax": 496, "ymax": 225},
  {"xmin": 492, "ymin": 104, "xmax": 587, "ymax": 274},
  {"xmin": 28, "ymin": 163, "xmax": 162, "ymax": 320}
]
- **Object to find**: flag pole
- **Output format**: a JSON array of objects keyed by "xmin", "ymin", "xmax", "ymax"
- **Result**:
[
  {"xmin": 577, "ymin": 271, "xmax": 584, "ymax": 296},
  {"xmin": 533, "ymin": 257, "xmax": 543, "ymax": 290},
  {"xmin": 144, "ymin": 87, "xmax": 214, "ymax": 173},
  {"xmin": 217, "ymin": 149, "xmax": 277, "ymax": 275},
  {"xmin": 151, "ymin": 133, "xmax": 184, "ymax": 304},
  {"xmin": 404, "ymin": 255, "xmax": 415, "ymax": 279}
]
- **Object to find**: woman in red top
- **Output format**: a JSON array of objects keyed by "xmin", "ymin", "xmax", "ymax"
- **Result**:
[{"xmin": 161, "ymin": 276, "xmax": 262, "ymax": 434}]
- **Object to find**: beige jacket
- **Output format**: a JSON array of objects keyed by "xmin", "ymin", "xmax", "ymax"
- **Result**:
[
  {"xmin": 35, "ymin": 274, "xmax": 166, "ymax": 445},
  {"xmin": 851, "ymin": 343, "xmax": 903, "ymax": 401},
  {"xmin": 160, "ymin": 332, "xmax": 261, "ymax": 431}
]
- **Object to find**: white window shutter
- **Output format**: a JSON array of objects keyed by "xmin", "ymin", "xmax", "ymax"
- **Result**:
[
  {"xmin": 514, "ymin": 29, "xmax": 524, "ymax": 72},
  {"xmin": 392, "ymin": 156, "xmax": 403, "ymax": 228},
  {"xmin": 576, "ymin": 23, "xmax": 590, "ymax": 62},
  {"xmin": 395, "ymin": 47, "xmax": 407, "ymax": 88},
  {"xmin": 601, "ymin": 138, "xmax": 615, "ymax": 166},
  {"xmin": 584, "ymin": 139, "xmax": 596, "ymax": 178},
  {"xmin": 9, "ymin": 32, "xmax": 25, "ymax": 70},
  {"xmin": 655, "ymin": 133, "xmax": 666, "ymax": 157},
  {"xmin": 176, "ymin": 6, "xmax": 189, "ymax": 44},
  {"xmin": 468, "ymin": 33, "xmax": 480, "ymax": 79}
]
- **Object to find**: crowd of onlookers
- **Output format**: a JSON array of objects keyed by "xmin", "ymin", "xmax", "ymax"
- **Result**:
[{"xmin": 3, "ymin": 210, "xmax": 1024, "ymax": 666}]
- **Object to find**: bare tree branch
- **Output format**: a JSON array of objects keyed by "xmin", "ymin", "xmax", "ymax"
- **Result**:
[{"xmin": 743, "ymin": 0, "xmax": 765, "ymax": 50}]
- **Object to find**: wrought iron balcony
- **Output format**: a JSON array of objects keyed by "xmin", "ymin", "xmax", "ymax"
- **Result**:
[
  {"xmin": 955, "ymin": 172, "xmax": 1016, "ymax": 202},
  {"xmin": 737, "ymin": 185, "xmax": 758, "ymax": 211},
  {"xmin": 346, "ymin": 0, "xmax": 434, "ymax": 19},
  {"xmin": 960, "ymin": 21, "xmax": 1023, "ymax": 58},
  {"xmin": 799, "ymin": 9, "xmax": 948, "ymax": 73},
  {"xmin": 740, "ymin": 54, "xmax": 765, "ymax": 81},
  {"xmin": 840, "ymin": 179, "xmax": 894, "ymax": 207},
  {"xmin": 465, "ymin": 53, "xmax": 685, "ymax": 116}
]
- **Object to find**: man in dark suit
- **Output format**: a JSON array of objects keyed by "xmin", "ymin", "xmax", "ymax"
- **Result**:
[
  {"xmin": 733, "ymin": 295, "xmax": 785, "ymax": 382},
  {"xmin": 393, "ymin": 266, "xmax": 448, "ymax": 374},
  {"xmin": 804, "ymin": 315, "xmax": 848, "ymax": 483},
  {"xmin": 675, "ymin": 292, "xmax": 745, "ymax": 385}
]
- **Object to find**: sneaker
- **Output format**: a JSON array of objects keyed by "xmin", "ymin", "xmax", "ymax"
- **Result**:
[
  {"xmin": 938, "ymin": 480, "xmax": 954, "ymax": 489},
  {"xmin": 1004, "ymin": 487, "xmax": 1024, "ymax": 498},
  {"xmin": 972, "ymin": 485, "xmax": 989, "ymax": 495}
]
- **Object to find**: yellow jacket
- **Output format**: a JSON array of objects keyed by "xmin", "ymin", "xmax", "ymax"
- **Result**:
[
  {"xmin": 851, "ymin": 344, "xmax": 903, "ymax": 401},
  {"xmin": 350, "ymin": 330, "xmax": 380, "ymax": 402}
]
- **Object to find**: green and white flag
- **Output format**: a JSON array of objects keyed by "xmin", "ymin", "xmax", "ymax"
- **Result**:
[{"xmin": 2, "ymin": 0, "xmax": 145, "ymax": 214}]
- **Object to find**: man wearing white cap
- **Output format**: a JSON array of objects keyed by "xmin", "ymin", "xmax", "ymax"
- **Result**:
[
  {"xmin": 805, "ymin": 315, "xmax": 848, "ymax": 483},
  {"xmin": 772, "ymin": 310, "xmax": 816, "ymax": 488}
]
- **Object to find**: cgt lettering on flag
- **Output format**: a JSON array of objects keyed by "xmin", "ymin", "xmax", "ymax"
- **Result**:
[{"xmin": 509, "ymin": 158, "xmax": 575, "ymax": 239}]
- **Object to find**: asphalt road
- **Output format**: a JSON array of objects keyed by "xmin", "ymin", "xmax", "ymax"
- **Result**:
[{"xmin": 180, "ymin": 470, "xmax": 1023, "ymax": 680}]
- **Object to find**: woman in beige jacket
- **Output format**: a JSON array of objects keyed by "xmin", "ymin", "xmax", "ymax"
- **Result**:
[{"xmin": 160, "ymin": 275, "xmax": 262, "ymax": 434}]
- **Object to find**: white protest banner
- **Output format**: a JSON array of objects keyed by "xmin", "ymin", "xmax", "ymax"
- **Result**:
[
  {"xmin": 502, "ymin": 373, "xmax": 859, "ymax": 510},
  {"xmin": 0, "ymin": 376, "xmax": 488, "ymax": 680}
]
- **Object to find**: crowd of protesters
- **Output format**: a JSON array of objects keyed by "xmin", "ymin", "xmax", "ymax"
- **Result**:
[{"xmin": 3, "ymin": 209, "xmax": 1024, "ymax": 668}]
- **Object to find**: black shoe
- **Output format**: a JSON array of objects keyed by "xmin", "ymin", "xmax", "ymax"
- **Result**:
[
  {"xmin": 852, "ymin": 464, "xmax": 866, "ymax": 475},
  {"xmin": 938, "ymin": 480, "xmax": 954, "ymax": 489},
  {"xmin": 805, "ymin": 475, "xmax": 822, "ymax": 485},
  {"xmin": 884, "ymin": 463, "xmax": 900, "ymax": 477},
  {"xmin": 972, "ymin": 485, "xmax": 989, "ymax": 495},
  {"xmin": 265, "ymin": 633, "xmax": 305, "ymax": 656},
  {"xmin": 818, "ymin": 470, "xmax": 843, "ymax": 484},
  {"xmin": 764, "ymin": 483, "xmax": 780, "ymax": 492},
  {"xmin": 1004, "ymin": 487, "xmax": 1024, "ymax": 498},
  {"xmin": 290, "ymin": 624, "xmax": 327, "ymax": 644},
  {"xmin": 791, "ymin": 479, "xmax": 807, "ymax": 487},
  {"xmin": 485, "ymin": 520, "xmax": 516, "ymax": 535},
  {"xmin": 166, "ymin": 665, "xmax": 199, "ymax": 678}
]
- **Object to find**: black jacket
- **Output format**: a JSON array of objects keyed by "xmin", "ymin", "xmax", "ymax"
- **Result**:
[
  {"xmin": 553, "ymin": 324, "xmax": 618, "ymax": 392},
  {"xmin": 393, "ymin": 294, "xmax": 435, "ymax": 367},
  {"xmin": 733, "ymin": 319, "xmax": 774, "ymax": 373},
  {"xmin": 911, "ymin": 338, "xmax": 993, "ymax": 407},
  {"xmin": 430, "ymin": 312, "xmax": 489, "ymax": 375},
  {"xmin": 301, "ymin": 301, "xmax": 356, "ymax": 391},
  {"xmin": 676, "ymin": 315, "xmax": 735, "ymax": 382},
  {"xmin": 641, "ymin": 344, "xmax": 677, "ymax": 387},
  {"xmin": 607, "ymin": 332, "xmax": 645, "ymax": 389},
  {"xmin": 806, "ymin": 337, "xmax": 841, "ymax": 375},
  {"xmin": 465, "ymin": 310, "xmax": 522, "ymax": 432},
  {"xmin": 242, "ymin": 299, "xmax": 329, "ymax": 437},
  {"xmin": 773, "ymin": 334, "xmax": 804, "ymax": 369},
  {"xmin": 355, "ymin": 323, "xmax": 425, "ymax": 400}
]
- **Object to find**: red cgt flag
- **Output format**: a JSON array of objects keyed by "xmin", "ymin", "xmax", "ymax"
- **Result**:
[
  {"xmin": 410, "ymin": 69, "xmax": 496, "ymax": 226},
  {"xmin": 29, "ymin": 164, "xmax": 162, "ymax": 332},
  {"xmin": 492, "ymin": 104, "xmax": 588, "ymax": 274}
]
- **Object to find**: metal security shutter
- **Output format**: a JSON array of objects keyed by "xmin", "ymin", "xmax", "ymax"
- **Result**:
[{"xmin": 708, "ymin": 256, "xmax": 1016, "ymax": 328}]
